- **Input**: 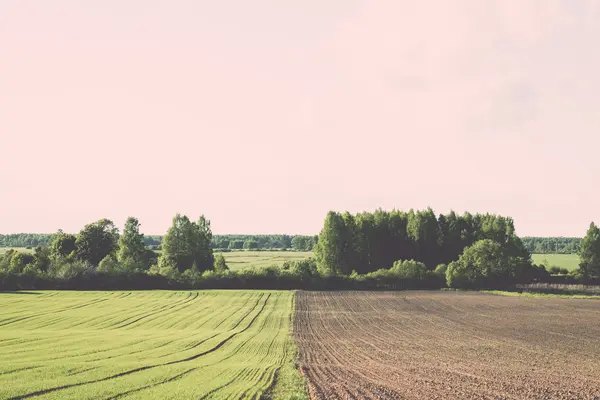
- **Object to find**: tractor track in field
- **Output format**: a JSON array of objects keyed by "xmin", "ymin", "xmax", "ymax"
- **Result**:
[
  {"xmin": 295, "ymin": 291, "xmax": 600, "ymax": 400},
  {"xmin": 8, "ymin": 294, "xmax": 271, "ymax": 400}
]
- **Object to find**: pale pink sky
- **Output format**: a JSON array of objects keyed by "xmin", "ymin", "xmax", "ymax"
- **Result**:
[{"xmin": 1, "ymin": 1, "xmax": 600, "ymax": 236}]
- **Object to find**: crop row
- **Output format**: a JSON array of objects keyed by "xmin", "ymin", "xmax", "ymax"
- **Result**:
[{"xmin": 0, "ymin": 290, "xmax": 293, "ymax": 399}]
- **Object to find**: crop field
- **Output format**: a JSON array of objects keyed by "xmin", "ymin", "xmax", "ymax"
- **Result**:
[
  {"xmin": 0, "ymin": 290, "xmax": 295, "ymax": 399},
  {"xmin": 0, "ymin": 249, "xmax": 313, "ymax": 271},
  {"xmin": 294, "ymin": 291, "xmax": 600, "ymax": 399},
  {"xmin": 0, "ymin": 247, "xmax": 32, "ymax": 255},
  {"xmin": 216, "ymin": 251, "xmax": 313, "ymax": 271},
  {"xmin": 532, "ymin": 253, "xmax": 580, "ymax": 271}
]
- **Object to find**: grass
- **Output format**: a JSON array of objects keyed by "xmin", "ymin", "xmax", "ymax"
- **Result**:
[
  {"xmin": 0, "ymin": 248, "xmax": 313, "ymax": 271},
  {"xmin": 216, "ymin": 251, "xmax": 313, "ymax": 271},
  {"xmin": 0, "ymin": 290, "xmax": 304, "ymax": 399},
  {"xmin": 263, "ymin": 293, "xmax": 308, "ymax": 400},
  {"xmin": 531, "ymin": 253, "xmax": 580, "ymax": 271},
  {"xmin": 482, "ymin": 290, "xmax": 600, "ymax": 300},
  {"xmin": 0, "ymin": 247, "xmax": 32, "ymax": 254}
]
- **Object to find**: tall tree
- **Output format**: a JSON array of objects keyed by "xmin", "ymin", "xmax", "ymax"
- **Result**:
[
  {"xmin": 76, "ymin": 219, "xmax": 119, "ymax": 266},
  {"xmin": 579, "ymin": 222, "xmax": 600, "ymax": 277},
  {"xmin": 159, "ymin": 214, "xmax": 214, "ymax": 273},
  {"xmin": 50, "ymin": 230, "xmax": 77, "ymax": 259},
  {"xmin": 194, "ymin": 215, "xmax": 214, "ymax": 271},
  {"xmin": 315, "ymin": 212, "xmax": 346, "ymax": 275},
  {"xmin": 117, "ymin": 217, "xmax": 146, "ymax": 265}
]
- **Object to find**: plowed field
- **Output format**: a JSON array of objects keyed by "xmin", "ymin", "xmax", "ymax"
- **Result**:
[
  {"xmin": 0, "ymin": 291, "xmax": 294, "ymax": 399},
  {"xmin": 294, "ymin": 291, "xmax": 600, "ymax": 400}
]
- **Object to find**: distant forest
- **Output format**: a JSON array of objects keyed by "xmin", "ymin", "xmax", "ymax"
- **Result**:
[
  {"xmin": 0, "ymin": 233, "xmax": 318, "ymax": 251},
  {"xmin": 521, "ymin": 237, "xmax": 582, "ymax": 254}
]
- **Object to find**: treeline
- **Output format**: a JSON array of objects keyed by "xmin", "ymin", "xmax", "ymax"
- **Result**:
[
  {"xmin": 313, "ymin": 209, "xmax": 600, "ymax": 288},
  {"xmin": 211, "ymin": 234, "xmax": 317, "ymax": 251},
  {"xmin": 521, "ymin": 237, "xmax": 581, "ymax": 254},
  {"xmin": 314, "ymin": 209, "xmax": 528, "ymax": 274},
  {"xmin": 2, "ymin": 210, "xmax": 600, "ymax": 291},
  {"xmin": 0, "ymin": 233, "xmax": 317, "ymax": 251},
  {"xmin": 0, "ymin": 214, "xmax": 215, "ymax": 279},
  {"xmin": 0, "ymin": 233, "xmax": 585, "ymax": 255},
  {"xmin": 313, "ymin": 209, "xmax": 550, "ymax": 289},
  {"xmin": 0, "ymin": 234, "xmax": 53, "ymax": 248}
]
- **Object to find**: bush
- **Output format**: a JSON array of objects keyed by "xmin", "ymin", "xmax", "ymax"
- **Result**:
[
  {"xmin": 97, "ymin": 255, "xmax": 121, "ymax": 274},
  {"xmin": 51, "ymin": 258, "xmax": 94, "ymax": 280},
  {"xmin": 548, "ymin": 266, "xmax": 570, "ymax": 275},
  {"xmin": 517, "ymin": 263, "xmax": 550, "ymax": 283},
  {"xmin": 446, "ymin": 239, "xmax": 517, "ymax": 289},
  {"xmin": 434, "ymin": 264, "xmax": 448, "ymax": 277},
  {"xmin": 549, "ymin": 266, "xmax": 561, "ymax": 275},
  {"xmin": 391, "ymin": 260, "xmax": 428, "ymax": 280},
  {"xmin": 290, "ymin": 258, "xmax": 318, "ymax": 279},
  {"xmin": 214, "ymin": 254, "xmax": 229, "ymax": 273}
]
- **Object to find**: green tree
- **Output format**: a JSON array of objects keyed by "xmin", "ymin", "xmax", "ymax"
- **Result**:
[
  {"xmin": 194, "ymin": 215, "xmax": 214, "ymax": 270},
  {"xmin": 76, "ymin": 219, "xmax": 119, "ymax": 266},
  {"xmin": 243, "ymin": 240, "xmax": 259, "ymax": 250},
  {"xmin": 50, "ymin": 230, "xmax": 77, "ymax": 259},
  {"xmin": 32, "ymin": 246, "xmax": 51, "ymax": 272},
  {"xmin": 9, "ymin": 252, "xmax": 25, "ymax": 273},
  {"xmin": 117, "ymin": 217, "xmax": 146, "ymax": 266},
  {"xmin": 228, "ymin": 240, "xmax": 244, "ymax": 250},
  {"xmin": 97, "ymin": 255, "xmax": 121, "ymax": 275},
  {"xmin": 291, "ymin": 236, "xmax": 306, "ymax": 251},
  {"xmin": 214, "ymin": 254, "xmax": 229, "ymax": 273},
  {"xmin": 392, "ymin": 259, "xmax": 428, "ymax": 279},
  {"xmin": 446, "ymin": 239, "xmax": 514, "ymax": 288},
  {"xmin": 315, "ymin": 212, "xmax": 347, "ymax": 275},
  {"xmin": 579, "ymin": 222, "xmax": 600, "ymax": 277},
  {"xmin": 159, "ymin": 214, "xmax": 214, "ymax": 273}
]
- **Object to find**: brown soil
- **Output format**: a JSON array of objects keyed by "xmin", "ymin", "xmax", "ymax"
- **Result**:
[{"xmin": 294, "ymin": 291, "xmax": 600, "ymax": 400}]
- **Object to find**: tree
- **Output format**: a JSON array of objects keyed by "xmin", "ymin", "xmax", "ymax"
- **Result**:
[
  {"xmin": 243, "ymin": 240, "xmax": 258, "ymax": 250},
  {"xmin": 392, "ymin": 259, "xmax": 428, "ymax": 280},
  {"xmin": 214, "ymin": 254, "xmax": 229, "ymax": 273},
  {"xmin": 579, "ymin": 222, "xmax": 600, "ymax": 277},
  {"xmin": 158, "ymin": 214, "xmax": 214, "ymax": 273},
  {"xmin": 229, "ymin": 240, "xmax": 244, "ymax": 250},
  {"xmin": 32, "ymin": 246, "xmax": 51, "ymax": 272},
  {"xmin": 291, "ymin": 236, "xmax": 307, "ymax": 251},
  {"xmin": 194, "ymin": 215, "xmax": 214, "ymax": 271},
  {"xmin": 9, "ymin": 252, "xmax": 25, "ymax": 273},
  {"xmin": 315, "ymin": 212, "xmax": 347, "ymax": 275},
  {"xmin": 76, "ymin": 219, "xmax": 119, "ymax": 266},
  {"xmin": 446, "ymin": 239, "xmax": 518, "ymax": 289},
  {"xmin": 407, "ymin": 208, "xmax": 440, "ymax": 268},
  {"xmin": 97, "ymin": 255, "xmax": 121, "ymax": 275},
  {"xmin": 50, "ymin": 230, "xmax": 77, "ymax": 259},
  {"xmin": 117, "ymin": 217, "xmax": 146, "ymax": 266}
]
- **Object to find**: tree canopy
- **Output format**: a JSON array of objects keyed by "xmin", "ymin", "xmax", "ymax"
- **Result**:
[
  {"xmin": 75, "ymin": 219, "xmax": 119, "ymax": 266},
  {"xmin": 158, "ymin": 214, "xmax": 214, "ymax": 273},
  {"xmin": 314, "ymin": 209, "xmax": 531, "ymax": 276},
  {"xmin": 579, "ymin": 222, "xmax": 600, "ymax": 277}
]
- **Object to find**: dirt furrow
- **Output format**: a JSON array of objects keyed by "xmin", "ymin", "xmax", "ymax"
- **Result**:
[{"xmin": 295, "ymin": 291, "xmax": 600, "ymax": 400}]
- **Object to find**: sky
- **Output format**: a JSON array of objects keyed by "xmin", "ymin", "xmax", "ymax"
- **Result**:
[{"xmin": 1, "ymin": 0, "xmax": 600, "ymax": 236}]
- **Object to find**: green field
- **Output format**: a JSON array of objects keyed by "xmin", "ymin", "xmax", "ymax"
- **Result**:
[
  {"xmin": 532, "ymin": 253, "xmax": 580, "ymax": 271},
  {"xmin": 0, "ymin": 249, "xmax": 313, "ymax": 271},
  {"xmin": 0, "ymin": 247, "xmax": 32, "ymax": 255},
  {"xmin": 217, "ymin": 251, "xmax": 313, "ymax": 271},
  {"xmin": 0, "ymin": 290, "xmax": 299, "ymax": 399}
]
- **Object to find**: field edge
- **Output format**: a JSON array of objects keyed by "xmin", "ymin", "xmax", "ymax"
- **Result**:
[
  {"xmin": 481, "ymin": 290, "xmax": 600, "ymax": 300},
  {"xmin": 262, "ymin": 291, "xmax": 309, "ymax": 400}
]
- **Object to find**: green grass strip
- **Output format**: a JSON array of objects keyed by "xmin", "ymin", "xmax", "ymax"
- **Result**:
[
  {"xmin": 262, "ymin": 291, "xmax": 308, "ymax": 400},
  {"xmin": 481, "ymin": 290, "xmax": 600, "ymax": 300}
]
